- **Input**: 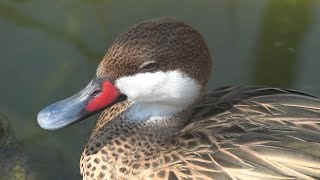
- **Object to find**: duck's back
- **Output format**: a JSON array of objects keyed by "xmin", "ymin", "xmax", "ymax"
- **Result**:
[{"xmin": 160, "ymin": 86, "xmax": 320, "ymax": 180}]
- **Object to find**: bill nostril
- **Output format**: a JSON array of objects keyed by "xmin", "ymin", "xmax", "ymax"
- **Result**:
[{"xmin": 91, "ymin": 89, "xmax": 102, "ymax": 97}]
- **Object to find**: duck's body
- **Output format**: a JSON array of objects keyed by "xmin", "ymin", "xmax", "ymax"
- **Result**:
[
  {"xmin": 38, "ymin": 17, "xmax": 320, "ymax": 180},
  {"xmin": 80, "ymin": 86, "xmax": 320, "ymax": 179}
]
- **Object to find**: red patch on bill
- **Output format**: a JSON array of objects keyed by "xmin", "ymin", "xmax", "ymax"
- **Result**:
[{"xmin": 86, "ymin": 82, "xmax": 119, "ymax": 112}]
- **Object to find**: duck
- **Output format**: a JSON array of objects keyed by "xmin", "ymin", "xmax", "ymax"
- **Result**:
[{"xmin": 37, "ymin": 17, "xmax": 320, "ymax": 180}]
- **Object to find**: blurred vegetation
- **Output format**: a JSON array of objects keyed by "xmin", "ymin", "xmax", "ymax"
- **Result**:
[
  {"xmin": 253, "ymin": 0, "xmax": 313, "ymax": 87},
  {"xmin": 0, "ymin": 113, "xmax": 9, "ymax": 149},
  {"xmin": 0, "ymin": 2, "xmax": 100, "ymax": 59},
  {"xmin": 0, "ymin": 113, "xmax": 37, "ymax": 180}
]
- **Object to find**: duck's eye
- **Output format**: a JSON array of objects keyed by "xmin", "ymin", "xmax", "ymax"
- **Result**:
[
  {"xmin": 91, "ymin": 89, "xmax": 102, "ymax": 97},
  {"xmin": 139, "ymin": 61, "xmax": 158, "ymax": 71}
]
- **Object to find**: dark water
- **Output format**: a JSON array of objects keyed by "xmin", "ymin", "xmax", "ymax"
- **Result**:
[{"xmin": 0, "ymin": 0, "xmax": 320, "ymax": 179}]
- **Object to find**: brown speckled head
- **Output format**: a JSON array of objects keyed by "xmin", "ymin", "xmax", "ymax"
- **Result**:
[{"xmin": 97, "ymin": 17, "xmax": 211, "ymax": 86}]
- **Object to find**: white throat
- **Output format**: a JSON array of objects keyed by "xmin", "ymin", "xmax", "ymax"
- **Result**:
[
  {"xmin": 124, "ymin": 102, "xmax": 183, "ymax": 122},
  {"xmin": 115, "ymin": 70, "xmax": 201, "ymax": 121}
]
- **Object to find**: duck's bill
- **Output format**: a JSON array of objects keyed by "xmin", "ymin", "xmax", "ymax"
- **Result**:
[{"xmin": 37, "ymin": 77, "xmax": 124, "ymax": 130}]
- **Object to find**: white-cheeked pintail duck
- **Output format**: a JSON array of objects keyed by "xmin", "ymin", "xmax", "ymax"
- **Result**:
[{"xmin": 38, "ymin": 17, "xmax": 320, "ymax": 180}]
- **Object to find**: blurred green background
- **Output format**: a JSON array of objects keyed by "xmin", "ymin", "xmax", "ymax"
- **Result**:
[{"xmin": 0, "ymin": 0, "xmax": 320, "ymax": 179}]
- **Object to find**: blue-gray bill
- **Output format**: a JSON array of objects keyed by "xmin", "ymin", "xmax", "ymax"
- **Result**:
[
  {"xmin": 37, "ymin": 76, "xmax": 126, "ymax": 130},
  {"xmin": 37, "ymin": 79, "xmax": 99, "ymax": 130}
]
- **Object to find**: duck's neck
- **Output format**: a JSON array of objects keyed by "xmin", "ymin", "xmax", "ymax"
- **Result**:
[
  {"xmin": 123, "ymin": 102, "xmax": 192, "ymax": 136},
  {"xmin": 90, "ymin": 101, "xmax": 194, "ymax": 141}
]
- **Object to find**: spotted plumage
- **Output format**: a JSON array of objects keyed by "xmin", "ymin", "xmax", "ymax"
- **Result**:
[
  {"xmin": 37, "ymin": 17, "xmax": 320, "ymax": 180},
  {"xmin": 97, "ymin": 17, "xmax": 211, "ymax": 85},
  {"xmin": 80, "ymin": 86, "xmax": 320, "ymax": 180}
]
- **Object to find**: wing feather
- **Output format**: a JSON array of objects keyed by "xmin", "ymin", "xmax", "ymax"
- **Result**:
[{"xmin": 158, "ymin": 86, "xmax": 320, "ymax": 179}]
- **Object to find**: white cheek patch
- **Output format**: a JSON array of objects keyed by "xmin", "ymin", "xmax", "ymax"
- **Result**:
[{"xmin": 115, "ymin": 70, "xmax": 201, "ymax": 112}]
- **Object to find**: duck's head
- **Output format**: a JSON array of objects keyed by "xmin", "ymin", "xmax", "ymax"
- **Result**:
[{"xmin": 38, "ymin": 17, "xmax": 211, "ymax": 130}]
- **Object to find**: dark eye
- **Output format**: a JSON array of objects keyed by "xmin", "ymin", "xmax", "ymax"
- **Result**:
[
  {"xmin": 139, "ymin": 61, "xmax": 158, "ymax": 71},
  {"xmin": 91, "ymin": 89, "xmax": 102, "ymax": 97}
]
